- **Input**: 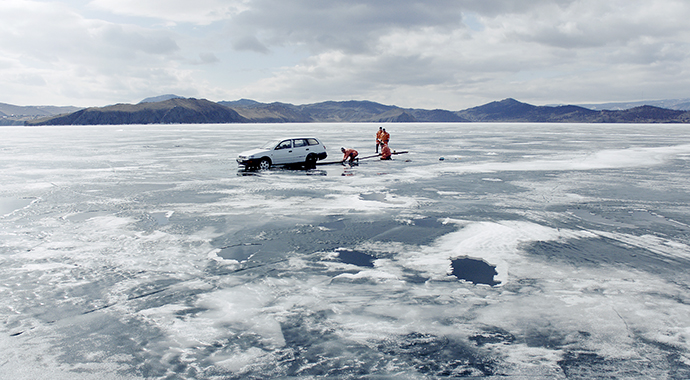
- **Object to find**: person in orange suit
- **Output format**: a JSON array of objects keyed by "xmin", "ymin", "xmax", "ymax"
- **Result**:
[
  {"xmin": 375, "ymin": 126, "xmax": 384, "ymax": 153},
  {"xmin": 380, "ymin": 143, "xmax": 392, "ymax": 160},
  {"xmin": 341, "ymin": 147, "xmax": 358, "ymax": 163},
  {"xmin": 380, "ymin": 128, "xmax": 390, "ymax": 147}
]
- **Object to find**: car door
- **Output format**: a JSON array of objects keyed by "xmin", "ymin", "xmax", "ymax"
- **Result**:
[
  {"xmin": 291, "ymin": 139, "xmax": 309, "ymax": 162},
  {"xmin": 272, "ymin": 139, "xmax": 293, "ymax": 164}
]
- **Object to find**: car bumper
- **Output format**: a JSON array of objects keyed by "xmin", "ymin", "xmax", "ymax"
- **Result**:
[{"xmin": 237, "ymin": 158, "xmax": 258, "ymax": 166}]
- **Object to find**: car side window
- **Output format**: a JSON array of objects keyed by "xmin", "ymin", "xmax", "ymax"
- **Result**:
[
  {"xmin": 276, "ymin": 140, "xmax": 292, "ymax": 150},
  {"xmin": 306, "ymin": 138, "xmax": 319, "ymax": 146},
  {"xmin": 293, "ymin": 139, "xmax": 307, "ymax": 147}
]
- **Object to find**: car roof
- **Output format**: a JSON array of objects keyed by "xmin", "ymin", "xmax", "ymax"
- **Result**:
[{"xmin": 277, "ymin": 137, "xmax": 319, "ymax": 140}]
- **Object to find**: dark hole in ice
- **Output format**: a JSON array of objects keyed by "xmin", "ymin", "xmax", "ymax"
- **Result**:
[
  {"xmin": 337, "ymin": 250, "xmax": 375, "ymax": 267},
  {"xmin": 451, "ymin": 257, "xmax": 500, "ymax": 286}
]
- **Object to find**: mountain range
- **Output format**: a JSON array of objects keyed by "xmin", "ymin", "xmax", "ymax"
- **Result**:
[
  {"xmin": 558, "ymin": 98, "xmax": 690, "ymax": 111},
  {"xmin": 0, "ymin": 103, "xmax": 82, "ymax": 125},
  {"xmin": 6, "ymin": 97, "xmax": 690, "ymax": 126},
  {"xmin": 24, "ymin": 98, "xmax": 245, "ymax": 126}
]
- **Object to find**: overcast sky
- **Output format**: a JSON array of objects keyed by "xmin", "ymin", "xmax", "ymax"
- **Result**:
[{"xmin": 2, "ymin": 0, "xmax": 689, "ymax": 109}]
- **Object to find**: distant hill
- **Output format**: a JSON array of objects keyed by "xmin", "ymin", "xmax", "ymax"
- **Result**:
[
  {"xmin": 456, "ymin": 98, "xmax": 599, "ymax": 122},
  {"xmin": 457, "ymin": 98, "xmax": 690, "ymax": 123},
  {"xmin": 598, "ymin": 105, "xmax": 690, "ymax": 123},
  {"xmin": 1, "ymin": 102, "xmax": 82, "ymax": 125},
  {"xmin": 218, "ymin": 99, "xmax": 469, "ymax": 123},
  {"xmin": 18, "ymin": 96, "xmax": 690, "ymax": 126},
  {"xmin": 219, "ymin": 99, "xmax": 263, "ymax": 107},
  {"xmin": 218, "ymin": 101, "xmax": 313, "ymax": 123},
  {"xmin": 571, "ymin": 98, "xmax": 690, "ymax": 111},
  {"xmin": 406, "ymin": 109, "xmax": 467, "ymax": 122},
  {"xmin": 0, "ymin": 102, "xmax": 82, "ymax": 117},
  {"xmin": 139, "ymin": 94, "xmax": 184, "ymax": 104},
  {"xmin": 27, "ymin": 98, "xmax": 246, "ymax": 126}
]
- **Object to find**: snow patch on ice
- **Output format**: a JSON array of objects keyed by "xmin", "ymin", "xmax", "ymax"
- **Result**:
[
  {"xmin": 398, "ymin": 219, "xmax": 591, "ymax": 285},
  {"xmin": 331, "ymin": 270, "xmax": 400, "ymax": 283},
  {"xmin": 411, "ymin": 143, "xmax": 690, "ymax": 176},
  {"xmin": 196, "ymin": 286, "xmax": 287, "ymax": 348}
]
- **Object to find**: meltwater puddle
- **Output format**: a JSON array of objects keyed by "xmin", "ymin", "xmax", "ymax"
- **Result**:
[{"xmin": 451, "ymin": 257, "xmax": 500, "ymax": 286}]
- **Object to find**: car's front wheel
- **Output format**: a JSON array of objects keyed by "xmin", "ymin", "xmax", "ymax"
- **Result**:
[{"xmin": 257, "ymin": 158, "xmax": 271, "ymax": 170}]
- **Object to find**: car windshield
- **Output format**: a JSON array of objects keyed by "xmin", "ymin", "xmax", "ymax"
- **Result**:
[{"xmin": 260, "ymin": 140, "xmax": 281, "ymax": 149}]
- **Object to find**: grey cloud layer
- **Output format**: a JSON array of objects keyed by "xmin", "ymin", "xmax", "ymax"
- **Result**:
[
  {"xmin": 1, "ymin": 0, "xmax": 689, "ymax": 108},
  {"xmin": 226, "ymin": 0, "xmax": 467, "ymax": 54}
]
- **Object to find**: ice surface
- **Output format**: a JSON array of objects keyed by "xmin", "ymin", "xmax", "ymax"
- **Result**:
[
  {"xmin": 2, "ymin": 123, "xmax": 690, "ymax": 378},
  {"xmin": 0, "ymin": 196, "xmax": 33, "ymax": 216}
]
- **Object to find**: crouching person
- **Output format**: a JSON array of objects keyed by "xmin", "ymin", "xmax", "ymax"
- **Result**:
[
  {"xmin": 380, "ymin": 143, "xmax": 392, "ymax": 160},
  {"xmin": 341, "ymin": 147, "xmax": 358, "ymax": 164}
]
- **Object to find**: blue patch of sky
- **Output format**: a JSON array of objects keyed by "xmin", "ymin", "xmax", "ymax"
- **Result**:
[{"xmin": 462, "ymin": 12, "xmax": 484, "ymax": 32}]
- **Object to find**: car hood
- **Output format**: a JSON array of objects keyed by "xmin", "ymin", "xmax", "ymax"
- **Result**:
[{"xmin": 238, "ymin": 148, "xmax": 269, "ymax": 157}]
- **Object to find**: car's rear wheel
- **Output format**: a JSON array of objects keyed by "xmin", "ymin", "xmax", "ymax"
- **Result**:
[
  {"xmin": 257, "ymin": 158, "xmax": 271, "ymax": 170},
  {"xmin": 305, "ymin": 154, "xmax": 317, "ymax": 168}
]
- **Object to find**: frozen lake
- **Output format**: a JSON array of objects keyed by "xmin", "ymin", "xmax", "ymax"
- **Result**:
[{"xmin": 2, "ymin": 123, "xmax": 690, "ymax": 379}]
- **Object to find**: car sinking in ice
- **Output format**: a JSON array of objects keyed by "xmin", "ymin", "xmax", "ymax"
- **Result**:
[{"xmin": 236, "ymin": 137, "xmax": 328, "ymax": 170}]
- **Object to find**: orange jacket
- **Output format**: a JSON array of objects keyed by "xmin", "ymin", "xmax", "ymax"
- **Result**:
[
  {"xmin": 376, "ymin": 129, "xmax": 384, "ymax": 142},
  {"xmin": 380, "ymin": 144, "xmax": 391, "ymax": 160},
  {"xmin": 380, "ymin": 131, "xmax": 390, "ymax": 144},
  {"xmin": 342, "ymin": 148, "xmax": 358, "ymax": 160}
]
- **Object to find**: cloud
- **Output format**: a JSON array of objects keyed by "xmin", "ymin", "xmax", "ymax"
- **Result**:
[
  {"xmin": 224, "ymin": 0, "xmax": 468, "ymax": 54},
  {"xmin": 232, "ymin": 35, "xmax": 269, "ymax": 54},
  {"xmin": 0, "ymin": 1, "xmax": 192, "ymax": 105},
  {"xmin": 228, "ymin": 0, "xmax": 690, "ymax": 107},
  {"xmin": 2, "ymin": 0, "xmax": 690, "ymax": 108},
  {"xmin": 88, "ymin": 0, "xmax": 251, "ymax": 25},
  {"xmin": 198, "ymin": 52, "xmax": 220, "ymax": 64},
  {"xmin": 98, "ymin": 24, "xmax": 180, "ymax": 57},
  {"xmin": 502, "ymin": 1, "xmax": 689, "ymax": 49}
]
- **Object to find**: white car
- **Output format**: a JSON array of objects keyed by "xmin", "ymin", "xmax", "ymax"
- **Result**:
[{"xmin": 237, "ymin": 137, "xmax": 328, "ymax": 170}]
